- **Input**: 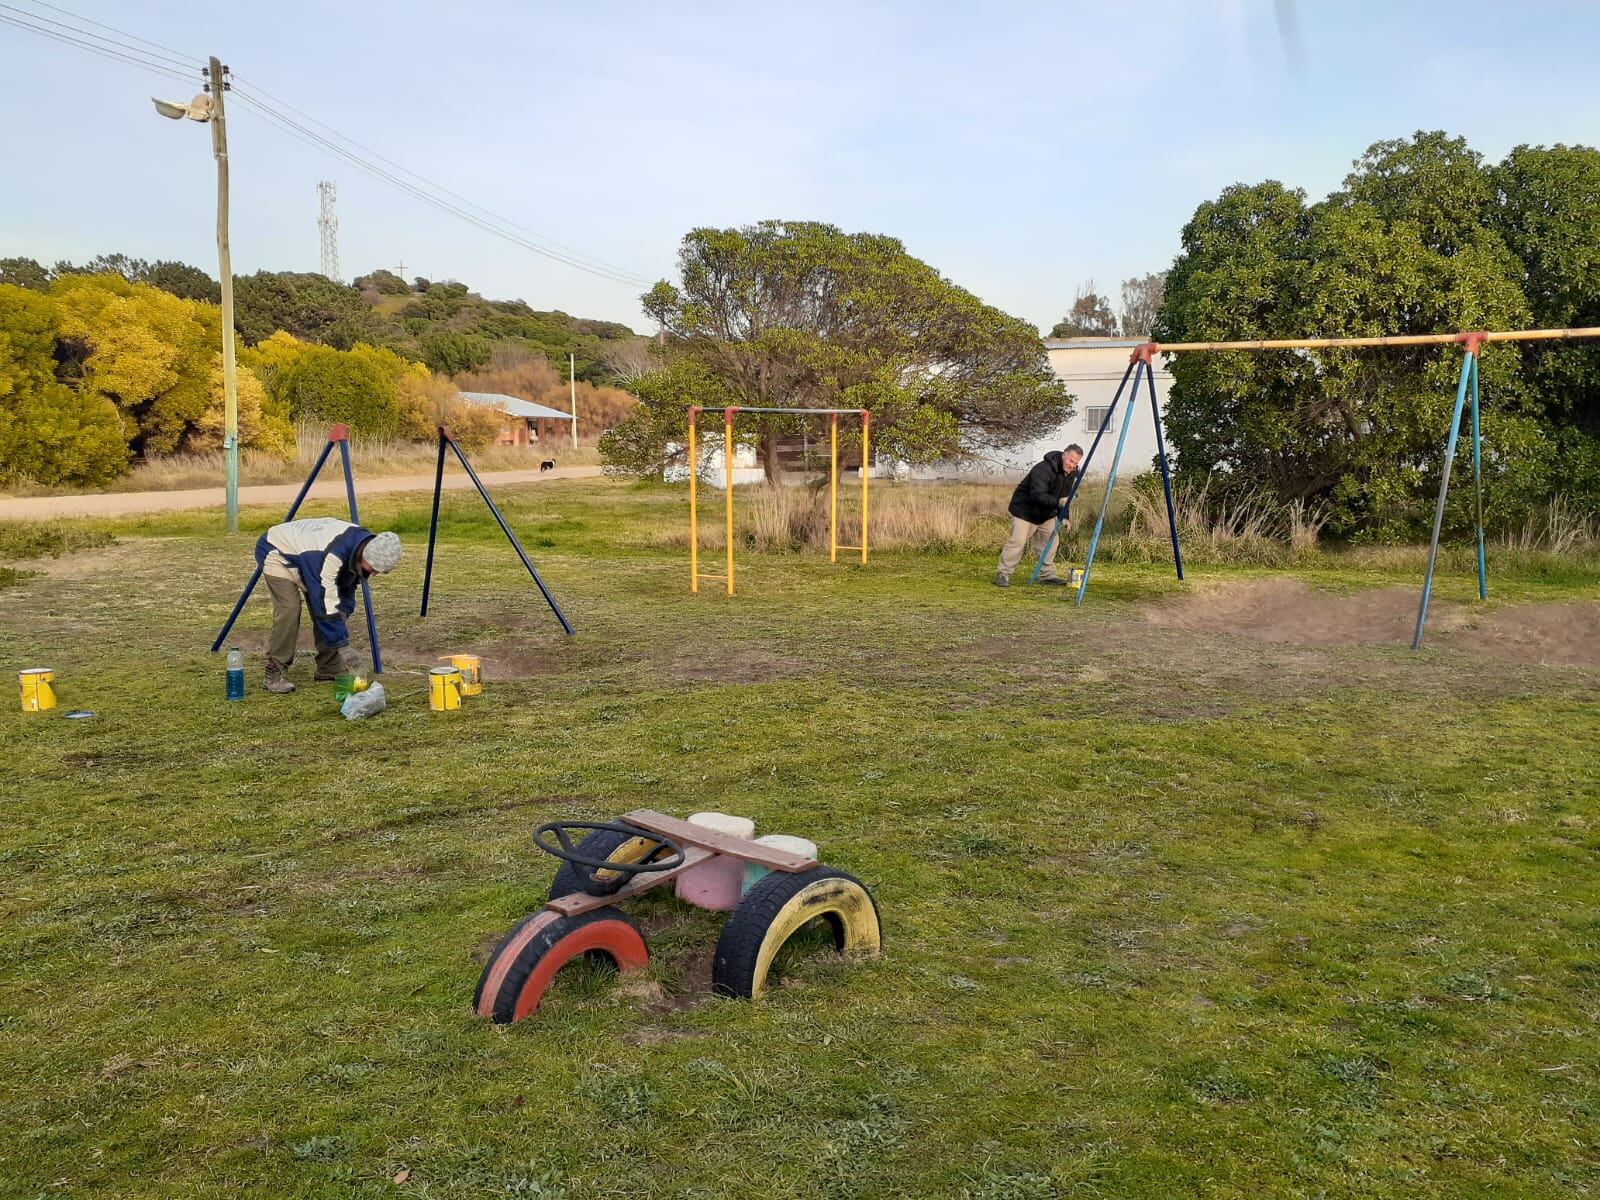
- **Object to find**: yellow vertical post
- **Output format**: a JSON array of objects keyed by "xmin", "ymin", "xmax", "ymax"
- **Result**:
[
  {"xmin": 829, "ymin": 413, "xmax": 839, "ymax": 563},
  {"xmin": 725, "ymin": 408, "xmax": 736, "ymax": 596},
  {"xmin": 688, "ymin": 408, "xmax": 698, "ymax": 593},
  {"xmin": 859, "ymin": 409, "xmax": 870, "ymax": 564}
]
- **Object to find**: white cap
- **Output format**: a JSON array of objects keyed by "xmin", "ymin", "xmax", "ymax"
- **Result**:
[{"xmin": 363, "ymin": 531, "xmax": 402, "ymax": 573}]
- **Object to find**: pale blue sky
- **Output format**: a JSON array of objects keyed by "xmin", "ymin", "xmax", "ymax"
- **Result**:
[{"xmin": 5, "ymin": 1, "xmax": 1599, "ymax": 333}]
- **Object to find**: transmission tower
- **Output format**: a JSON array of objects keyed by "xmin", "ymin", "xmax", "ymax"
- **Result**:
[{"xmin": 317, "ymin": 180, "xmax": 339, "ymax": 280}]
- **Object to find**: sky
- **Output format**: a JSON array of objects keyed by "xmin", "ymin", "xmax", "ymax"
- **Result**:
[{"xmin": 5, "ymin": 0, "xmax": 1600, "ymax": 335}]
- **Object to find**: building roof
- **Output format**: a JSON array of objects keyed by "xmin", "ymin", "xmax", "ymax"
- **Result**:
[
  {"xmin": 458, "ymin": 391, "xmax": 574, "ymax": 421},
  {"xmin": 1043, "ymin": 337, "xmax": 1150, "ymax": 350}
]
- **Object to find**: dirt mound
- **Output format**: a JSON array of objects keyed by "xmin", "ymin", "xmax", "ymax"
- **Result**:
[
  {"xmin": 1460, "ymin": 602, "xmax": 1600, "ymax": 667},
  {"xmin": 1144, "ymin": 578, "xmax": 1600, "ymax": 667},
  {"xmin": 1143, "ymin": 578, "xmax": 1436, "ymax": 646}
]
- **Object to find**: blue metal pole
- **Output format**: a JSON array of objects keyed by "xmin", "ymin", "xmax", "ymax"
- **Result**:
[
  {"xmin": 1470, "ymin": 355, "xmax": 1486, "ymax": 600},
  {"xmin": 210, "ymin": 436, "xmax": 336, "ymax": 652},
  {"xmin": 419, "ymin": 429, "xmax": 448, "ymax": 617},
  {"xmin": 338, "ymin": 437, "xmax": 383, "ymax": 675},
  {"xmin": 1074, "ymin": 359, "xmax": 1146, "ymax": 607},
  {"xmin": 447, "ymin": 438, "xmax": 575, "ymax": 636},
  {"xmin": 1146, "ymin": 356, "xmax": 1184, "ymax": 581},
  {"xmin": 1027, "ymin": 357, "xmax": 1138, "ymax": 585},
  {"xmin": 1411, "ymin": 349, "xmax": 1476, "ymax": 650}
]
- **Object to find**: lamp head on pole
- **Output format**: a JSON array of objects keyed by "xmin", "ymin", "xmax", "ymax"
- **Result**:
[{"xmin": 151, "ymin": 93, "xmax": 213, "ymax": 122}]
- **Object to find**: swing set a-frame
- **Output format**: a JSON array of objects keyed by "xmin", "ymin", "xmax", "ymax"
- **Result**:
[{"xmin": 1026, "ymin": 325, "xmax": 1600, "ymax": 648}]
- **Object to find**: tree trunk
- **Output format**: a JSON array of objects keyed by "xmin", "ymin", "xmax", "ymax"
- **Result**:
[{"xmin": 761, "ymin": 422, "xmax": 780, "ymax": 484}]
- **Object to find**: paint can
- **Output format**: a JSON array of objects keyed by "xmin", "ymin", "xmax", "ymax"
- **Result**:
[
  {"xmin": 741, "ymin": 834, "xmax": 819, "ymax": 896},
  {"xmin": 674, "ymin": 812, "xmax": 756, "ymax": 912},
  {"xmin": 428, "ymin": 666, "xmax": 463, "ymax": 712},
  {"xmin": 19, "ymin": 668, "xmax": 56, "ymax": 713},
  {"xmin": 442, "ymin": 653, "xmax": 482, "ymax": 696}
]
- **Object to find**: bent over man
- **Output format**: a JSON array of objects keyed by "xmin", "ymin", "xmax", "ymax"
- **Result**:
[
  {"xmin": 995, "ymin": 444, "xmax": 1083, "ymax": 587},
  {"xmin": 254, "ymin": 517, "xmax": 402, "ymax": 693}
]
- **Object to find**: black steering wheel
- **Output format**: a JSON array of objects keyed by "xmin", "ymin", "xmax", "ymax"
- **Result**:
[{"xmin": 533, "ymin": 821, "xmax": 685, "ymax": 897}]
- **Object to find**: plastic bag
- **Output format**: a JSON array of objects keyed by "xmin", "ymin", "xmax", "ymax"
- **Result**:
[{"xmin": 341, "ymin": 681, "xmax": 387, "ymax": 720}]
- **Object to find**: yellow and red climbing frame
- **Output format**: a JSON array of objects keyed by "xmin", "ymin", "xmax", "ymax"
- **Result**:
[{"xmin": 686, "ymin": 405, "xmax": 871, "ymax": 594}]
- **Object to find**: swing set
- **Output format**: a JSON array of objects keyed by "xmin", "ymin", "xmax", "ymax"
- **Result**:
[
  {"xmin": 1026, "ymin": 325, "xmax": 1600, "ymax": 648},
  {"xmin": 686, "ymin": 405, "xmax": 871, "ymax": 595}
]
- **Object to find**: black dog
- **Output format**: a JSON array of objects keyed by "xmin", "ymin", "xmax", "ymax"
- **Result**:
[{"xmin": 539, "ymin": 460, "xmax": 556, "ymax": 473}]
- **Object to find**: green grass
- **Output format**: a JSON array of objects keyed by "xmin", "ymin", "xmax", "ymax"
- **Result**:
[{"xmin": 2, "ymin": 480, "xmax": 1598, "ymax": 1199}]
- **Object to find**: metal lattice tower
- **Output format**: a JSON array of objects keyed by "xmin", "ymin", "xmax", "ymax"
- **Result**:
[{"xmin": 317, "ymin": 180, "xmax": 339, "ymax": 280}]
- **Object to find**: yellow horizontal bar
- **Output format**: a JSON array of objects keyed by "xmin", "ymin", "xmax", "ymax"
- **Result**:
[
  {"xmin": 835, "ymin": 545, "xmax": 864, "ymax": 551},
  {"xmin": 695, "ymin": 573, "xmax": 729, "ymax": 580}
]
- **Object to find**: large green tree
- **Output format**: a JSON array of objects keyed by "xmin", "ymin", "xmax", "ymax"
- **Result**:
[
  {"xmin": 233, "ymin": 271, "xmax": 375, "ymax": 348},
  {"xmin": 604, "ymin": 221, "xmax": 1070, "ymax": 480},
  {"xmin": 1156, "ymin": 132, "xmax": 1580, "ymax": 539}
]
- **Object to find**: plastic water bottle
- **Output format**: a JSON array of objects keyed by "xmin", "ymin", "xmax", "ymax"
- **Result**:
[{"xmin": 225, "ymin": 647, "xmax": 245, "ymax": 701}]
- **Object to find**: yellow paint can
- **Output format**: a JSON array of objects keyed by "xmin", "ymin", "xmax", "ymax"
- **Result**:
[
  {"xmin": 19, "ymin": 667, "xmax": 57, "ymax": 712},
  {"xmin": 442, "ymin": 653, "xmax": 482, "ymax": 696},
  {"xmin": 428, "ymin": 666, "xmax": 463, "ymax": 712}
]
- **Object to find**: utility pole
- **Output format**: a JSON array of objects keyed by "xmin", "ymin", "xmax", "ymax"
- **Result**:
[
  {"xmin": 568, "ymin": 351, "xmax": 579, "ymax": 449},
  {"xmin": 209, "ymin": 56, "xmax": 239, "ymax": 535}
]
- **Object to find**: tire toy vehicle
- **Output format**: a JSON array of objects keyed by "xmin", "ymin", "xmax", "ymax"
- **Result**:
[{"xmin": 474, "ymin": 809, "xmax": 881, "ymax": 1023}]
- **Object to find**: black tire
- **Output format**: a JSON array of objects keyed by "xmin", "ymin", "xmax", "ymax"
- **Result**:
[
  {"xmin": 546, "ymin": 823, "xmax": 656, "ymax": 900},
  {"xmin": 473, "ymin": 907, "xmax": 649, "ymax": 1024},
  {"xmin": 712, "ymin": 866, "xmax": 882, "ymax": 999}
]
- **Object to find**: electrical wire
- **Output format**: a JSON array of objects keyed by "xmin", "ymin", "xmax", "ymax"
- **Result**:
[
  {"xmin": 0, "ymin": 10, "xmax": 195, "ymax": 83},
  {"xmin": 4, "ymin": 0, "xmax": 657, "ymax": 290}
]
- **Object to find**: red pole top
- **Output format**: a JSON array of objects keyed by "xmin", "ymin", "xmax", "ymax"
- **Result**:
[
  {"xmin": 860, "ymin": 408, "xmax": 871, "ymax": 424},
  {"xmin": 688, "ymin": 405, "xmax": 701, "ymax": 418},
  {"xmin": 724, "ymin": 406, "xmax": 738, "ymax": 422},
  {"xmin": 439, "ymin": 424, "xmax": 456, "ymax": 442},
  {"xmin": 1457, "ymin": 331, "xmax": 1487, "ymax": 356},
  {"xmin": 328, "ymin": 424, "xmax": 350, "ymax": 442},
  {"xmin": 1130, "ymin": 342, "xmax": 1158, "ymax": 365}
]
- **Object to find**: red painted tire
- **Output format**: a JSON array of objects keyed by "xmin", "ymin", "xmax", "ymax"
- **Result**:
[{"xmin": 474, "ymin": 909, "xmax": 649, "ymax": 1024}]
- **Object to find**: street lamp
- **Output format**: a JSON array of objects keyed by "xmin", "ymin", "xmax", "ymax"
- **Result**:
[{"xmin": 153, "ymin": 56, "xmax": 240, "ymax": 534}]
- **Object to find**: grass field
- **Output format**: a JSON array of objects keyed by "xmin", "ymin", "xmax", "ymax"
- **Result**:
[{"xmin": 2, "ymin": 480, "xmax": 1597, "ymax": 1199}]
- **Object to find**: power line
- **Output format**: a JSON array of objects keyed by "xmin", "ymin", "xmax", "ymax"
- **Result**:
[
  {"xmin": 0, "ymin": 11, "xmax": 195, "ymax": 82},
  {"xmin": 5, "ymin": 0, "xmax": 658, "ymax": 291}
]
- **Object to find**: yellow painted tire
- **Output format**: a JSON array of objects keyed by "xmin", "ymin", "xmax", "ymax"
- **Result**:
[
  {"xmin": 712, "ymin": 866, "xmax": 881, "ymax": 999},
  {"xmin": 546, "ymin": 824, "xmax": 667, "ymax": 900}
]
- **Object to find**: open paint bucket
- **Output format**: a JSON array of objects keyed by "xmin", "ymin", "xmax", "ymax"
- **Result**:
[
  {"xmin": 428, "ymin": 666, "xmax": 463, "ymax": 711},
  {"xmin": 19, "ymin": 668, "xmax": 56, "ymax": 713},
  {"xmin": 442, "ymin": 653, "xmax": 482, "ymax": 696}
]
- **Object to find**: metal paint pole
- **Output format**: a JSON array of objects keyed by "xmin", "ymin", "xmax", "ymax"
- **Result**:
[
  {"xmin": 1470, "ymin": 354, "xmax": 1486, "ymax": 600},
  {"xmin": 1411, "ymin": 346, "xmax": 1477, "ymax": 650},
  {"xmin": 419, "ymin": 427, "xmax": 448, "ymax": 616},
  {"xmin": 1146, "ymin": 354, "xmax": 1184, "ymax": 580},
  {"xmin": 725, "ymin": 408, "xmax": 736, "ymax": 595},
  {"xmin": 338, "ymin": 434, "xmax": 383, "ymax": 675},
  {"xmin": 688, "ymin": 409, "xmax": 699, "ymax": 593},
  {"xmin": 1028, "ymin": 357, "xmax": 1137, "ymax": 585},
  {"xmin": 860, "ymin": 410, "xmax": 870, "ymax": 564},
  {"xmin": 210, "ymin": 431, "xmax": 339, "ymax": 652},
  {"xmin": 447, "ymin": 437, "xmax": 574, "ymax": 635},
  {"xmin": 1074, "ymin": 356, "xmax": 1147, "ymax": 607},
  {"xmin": 829, "ymin": 413, "xmax": 838, "ymax": 563}
]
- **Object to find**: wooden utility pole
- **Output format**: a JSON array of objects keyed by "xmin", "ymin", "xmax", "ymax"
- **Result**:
[
  {"xmin": 568, "ymin": 351, "xmax": 579, "ymax": 449},
  {"xmin": 208, "ymin": 56, "xmax": 239, "ymax": 534}
]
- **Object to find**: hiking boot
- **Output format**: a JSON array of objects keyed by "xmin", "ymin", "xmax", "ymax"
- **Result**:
[
  {"xmin": 994, "ymin": 573, "xmax": 1009, "ymax": 588},
  {"xmin": 1040, "ymin": 576, "xmax": 1069, "ymax": 587},
  {"xmin": 264, "ymin": 661, "xmax": 296, "ymax": 694}
]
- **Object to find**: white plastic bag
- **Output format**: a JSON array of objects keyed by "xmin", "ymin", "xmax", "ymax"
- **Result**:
[{"xmin": 341, "ymin": 681, "xmax": 387, "ymax": 720}]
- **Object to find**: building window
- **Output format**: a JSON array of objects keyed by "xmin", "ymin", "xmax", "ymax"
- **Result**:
[{"xmin": 1086, "ymin": 406, "xmax": 1113, "ymax": 433}]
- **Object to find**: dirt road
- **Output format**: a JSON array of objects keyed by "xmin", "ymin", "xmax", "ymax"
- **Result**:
[{"xmin": 0, "ymin": 465, "xmax": 606, "ymax": 521}]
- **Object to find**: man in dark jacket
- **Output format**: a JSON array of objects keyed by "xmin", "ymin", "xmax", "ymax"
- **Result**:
[{"xmin": 995, "ymin": 444, "xmax": 1083, "ymax": 586}]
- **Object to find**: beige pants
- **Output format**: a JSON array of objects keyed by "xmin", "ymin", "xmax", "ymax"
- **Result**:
[
  {"xmin": 265, "ymin": 574, "xmax": 342, "ymax": 676},
  {"xmin": 997, "ymin": 516, "xmax": 1062, "ymax": 581}
]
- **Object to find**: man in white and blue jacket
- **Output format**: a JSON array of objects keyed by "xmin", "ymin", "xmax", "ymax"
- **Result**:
[{"xmin": 254, "ymin": 517, "xmax": 402, "ymax": 693}]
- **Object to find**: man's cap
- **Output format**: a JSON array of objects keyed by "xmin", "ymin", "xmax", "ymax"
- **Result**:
[{"xmin": 363, "ymin": 531, "xmax": 402, "ymax": 573}]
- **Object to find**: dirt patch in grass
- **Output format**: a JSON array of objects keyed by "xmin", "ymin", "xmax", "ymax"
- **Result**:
[
  {"xmin": 1454, "ymin": 601, "xmax": 1600, "ymax": 667},
  {"xmin": 663, "ymin": 645, "xmax": 812, "ymax": 684},
  {"xmin": 1142, "ymin": 578, "xmax": 1600, "ymax": 668},
  {"xmin": 1142, "ymin": 578, "xmax": 1445, "ymax": 647}
]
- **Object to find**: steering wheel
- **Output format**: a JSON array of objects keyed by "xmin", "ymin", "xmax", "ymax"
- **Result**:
[{"xmin": 533, "ymin": 821, "xmax": 685, "ymax": 897}]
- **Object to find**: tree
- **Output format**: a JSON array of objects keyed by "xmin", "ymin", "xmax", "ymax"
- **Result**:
[
  {"xmin": 144, "ymin": 260, "xmax": 220, "ymax": 304},
  {"xmin": 0, "ymin": 258, "xmax": 50, "ymax": 291},
  {"xmin": 275, "ymin": 343, "xmax": 405, "ymax": 435},
  {"xmin": 0, "ymin": 284, "xmax": 128, "ymax": 486},
  {"xmin": 1049, "ymin": 281, "xmax": 1118, "ymax": 338},
  {"xmin": 1119, "ymin": 272, "xmax": 1166, "ymax": 337},
  {"xmin": 233, "ymin": 271, "xmax": 373, "ymax": 346},
  {"xmin": 354, "ymin": 268, "xmax": 410, "ymax": 295},
  {"xmin": 1157, "ymin": 143, "xmax": 1539, "ymax": 540},
  {"xmin": 597, "ymin": 336, "xmax": 656, "ymax": 384},
  {"xmin": 604, "ymin": 221, "xmax": 1070, "ymax": 480},
  {"xmin": 419, "ymin": 329, "xmax": 492, "ymax": 375}
]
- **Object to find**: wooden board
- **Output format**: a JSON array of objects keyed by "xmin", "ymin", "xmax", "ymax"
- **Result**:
[
  {"xmin": 545, "ymin": 844, "xmax": 713, "ymax": 917},
  {"xmin": 620, "ymin": 809, "xmax": 820, "ymax": 872}
]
